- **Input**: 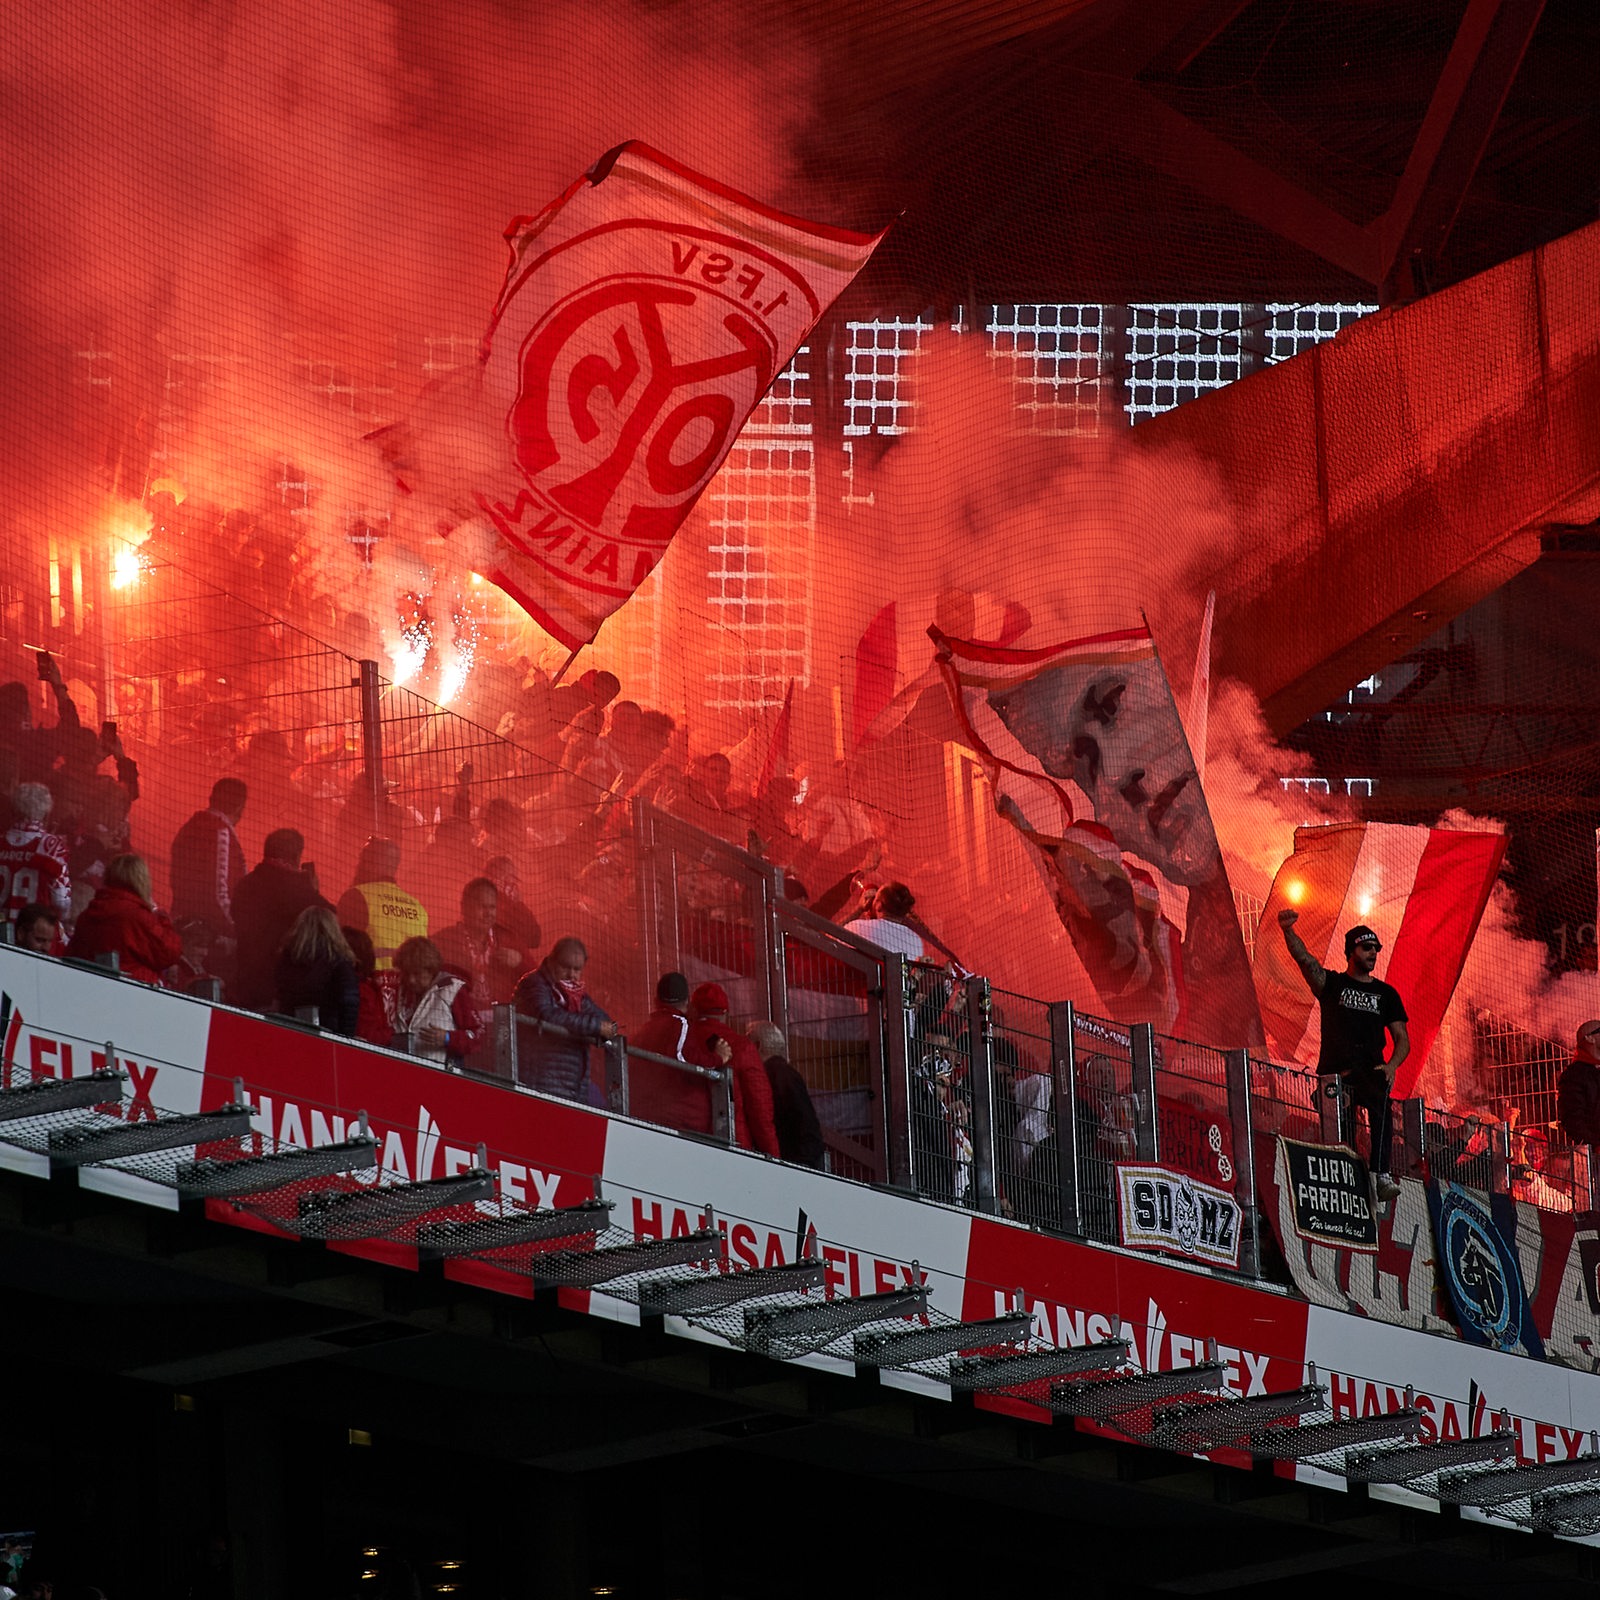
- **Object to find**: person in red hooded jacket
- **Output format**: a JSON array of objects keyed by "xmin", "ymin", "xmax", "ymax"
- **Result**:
[
  {"xmin": 67, "ymin": 852, "xmax": 183, "ymax": 985},
  {"xmin": 686, "ymin": 982, "xmax": 779, "ymax": 1157},
  {"xmin": 630, "ymin": 971, "xmax": 728, "ymax": 1135}
]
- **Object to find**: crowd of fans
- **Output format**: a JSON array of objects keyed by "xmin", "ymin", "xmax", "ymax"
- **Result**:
[
  {"xmin": 0, "ymin": 643, "xmax": 850, "ymax": 1160},
  {"xmin": 0, "ymin": 630, "xmax": 1589, "ymax": 1216}
]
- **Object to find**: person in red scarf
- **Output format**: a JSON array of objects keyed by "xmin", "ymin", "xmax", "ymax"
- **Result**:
[
  {"xmin": 686, "ymin": 982, "xmax": 780, "ymax": 1157},
  {"xmin": 512, "ymin": 936, "xmax": 617, "ymax": 1102}
]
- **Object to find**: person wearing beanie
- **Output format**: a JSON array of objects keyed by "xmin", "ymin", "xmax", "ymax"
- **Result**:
[
  {"xmin": 1558, "ymin": 1020, "xmax": 1600, "ymax": 1149},
  {"xmin": 1278, "ymin": 912, "xmax": 1410, "ymax": 1203},
  {"xmin": 628, "ymin": 971, "xmax": 727, "ymax": 1136},
  {"xmin": 686, "ymin": 982, "xmax": 780, "ymax": 1157}
]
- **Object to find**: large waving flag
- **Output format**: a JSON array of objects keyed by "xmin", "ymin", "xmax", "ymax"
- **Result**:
[
  {"xmin": 376, "ymin": 143, "xmax": 885, "ymax": 652},
  {"xmin": 853, "ymin": 590, "xmax": 1031, "ymax": 748},
  {"xmin": 1255, "ymin": 822, "xmax": 1505, "ymax": 1094},
  {"xmin": 932, "ymin": 622, "xmax": 1262, "ymax": 1049}
]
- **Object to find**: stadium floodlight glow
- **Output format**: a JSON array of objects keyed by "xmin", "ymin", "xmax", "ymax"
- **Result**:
[
  {"xmin": 854, "ymin": 1310, "xmax": 1033, "ymax": 1368},
  {"xmin": 48, "ymin": 1104, "xmax": 253, "ymax": 1166},
  {"xmin": 0, "ymin": 1067, "xmax": 126, "ymax": 1124},
  {"xmin": 949, "ymin": 1336, "xmax": 1129, "ymax": 1392}
]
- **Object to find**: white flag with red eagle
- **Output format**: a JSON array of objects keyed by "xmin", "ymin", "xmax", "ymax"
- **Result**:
[{"xmin": 375, "ymin": 143, "xmax": 885, "ymax": 651}]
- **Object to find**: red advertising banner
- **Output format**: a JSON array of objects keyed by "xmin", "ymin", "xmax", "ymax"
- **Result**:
[{"xmin": 378, "ymin": 142, "xmax": 885, "ymax": 650}]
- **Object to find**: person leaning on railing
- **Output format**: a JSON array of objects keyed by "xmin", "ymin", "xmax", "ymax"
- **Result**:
[
  {"xmin": 512, "ymin": 936, "xmax": 618, "ymax": 1103},
  {"xmin": 628, "ymin": 971, "xmax": 729, "ymax": 1135}
]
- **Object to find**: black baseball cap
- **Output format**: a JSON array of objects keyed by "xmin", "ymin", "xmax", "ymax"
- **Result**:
[
  {"xmin": 1344, "ymin": 925, "xmax": 1382, "ymax": 954},
  {"xmin": 656, "ymin": 971, "xmax": 690, "ymax": 1004}
]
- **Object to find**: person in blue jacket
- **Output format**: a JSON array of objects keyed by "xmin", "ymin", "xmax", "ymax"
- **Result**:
[{"xmin": 512, "ymin": 935, "xmax": 617, "ymax": 1101}]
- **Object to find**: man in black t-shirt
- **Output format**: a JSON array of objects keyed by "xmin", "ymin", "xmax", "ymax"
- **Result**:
[{"xmin": 1278, "ymin": 911, "xmax": 1411, "ymax": 1202}]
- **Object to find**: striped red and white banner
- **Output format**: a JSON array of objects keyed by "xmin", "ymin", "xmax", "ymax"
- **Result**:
[{"xmin": 1254, "ymin": 822, "xmax": 1505, "ymax": 1095}]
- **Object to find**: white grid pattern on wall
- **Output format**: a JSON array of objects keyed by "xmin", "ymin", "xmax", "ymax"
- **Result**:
[
  {"xmin": 987, "ymin": 303, "xmax": 1105, "ymax": 433},
  {"xmin": 1125, "ymin": 303, "xmax": 1249, "ymax": 422},
  {"xmin": 705, "ymin": 352, "xmax": 815, "ymax": 710}
]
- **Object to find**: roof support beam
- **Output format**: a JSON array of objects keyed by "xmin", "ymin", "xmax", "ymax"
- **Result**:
[
  {"xmin": 1059, "ymin": 1, "xmax": 1545, "ymax": 298},
  {"xmin": 1376, "ymin": 0, "xmax": 1548, "ymax": 298},
  {"xmin": 1060, "ymin": 67, "xmax": 1383, "ymax": 285}
]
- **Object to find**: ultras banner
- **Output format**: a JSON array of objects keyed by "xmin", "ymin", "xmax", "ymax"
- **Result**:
[
  {"xmin": 930, "ymin": 624, "xmax": 1262, "ymax": 1048},
  {"xmin": 1275, "ymin": 1136, "xmax": 1379, "ymax": 1253},
  {"xmin": 376, "ymin": 142, "xmax": 885, "ymax": 650}
]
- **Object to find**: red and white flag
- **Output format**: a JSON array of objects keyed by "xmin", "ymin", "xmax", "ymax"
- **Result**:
[
  {"xmin": 376, "ymin": 143, "xmax": 885, "ymax": 651},
  {"xmin": 1255, "ymin": 822, "xmax": 1505, "ymax": 1094},
  {"xmin": 932, "ymin": 622, "xmax": 1261, "ymax": 1047},
  {"xmin": 852, "ymin": 591, "xmax": 1031, "ymax": 748}
]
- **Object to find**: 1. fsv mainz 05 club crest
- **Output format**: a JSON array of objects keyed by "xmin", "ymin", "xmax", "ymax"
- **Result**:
[
  {"xmin": 481, "ymin": 227, "xmax": 805, "ymax": 597},
  {"xmin": 454, "ymin": 143, "xmax": 885, "ymax": 650}
]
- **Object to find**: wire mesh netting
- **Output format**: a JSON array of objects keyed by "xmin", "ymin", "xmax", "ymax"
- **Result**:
[{"xmin": 4, "ymin": 2, "xmax": 1600, "ymax": 1220}]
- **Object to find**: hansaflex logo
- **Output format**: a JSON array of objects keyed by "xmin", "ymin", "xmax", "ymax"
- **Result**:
[{"xmin": 0, "ymin": 991, "xmax": 160, "ymax": 1119}]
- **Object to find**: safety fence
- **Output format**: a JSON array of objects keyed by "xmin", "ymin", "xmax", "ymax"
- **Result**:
[
  {"xmin": 628, "ymin": 803, "xmax": 1600, "ymax": 1273},
  {"xmin": 18, "ymin": 543, "xmax": 1600, "ymax": 1260}
]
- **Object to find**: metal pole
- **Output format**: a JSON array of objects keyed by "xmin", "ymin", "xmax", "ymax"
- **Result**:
[
  {"xmin": 493, "ymin": 1003, "xmax": 518, "ymax": 1085},
  {"xmin": 882, "ymin": 952, "xmax": 914, "ymax": 1190},
  {"xmin": 710, "ymin": 1069, "xmax": 734, "ymax": 1145},
  {"xmin": 357, "ymin": 658, "xmax": 384, "ymax": 823},
  {"xmin": 764, "ymin": 869, "xmax": 790, "ymax": 1042},
  {"xmin": 1400, "ymin": 1097, "xmax": 1426, "ymax": 1181},
  {"xmin": 632, "ymin": 797, "xmax": 660, "ymax": 1017},
  {"xmin": 1490, "ymin": 1117, "xmax": 1511, "ymax": 1194},
  {"xmin": 1223, "ymin": 1049, "xmax": 1259, "ymax": 1278},
  {"xmin": 964, "ymin": 975, "xmax": 997, "ymax": 1214},
  {"xmin": 1130, "ymin": 1022, "xmax": 1159, "ymax": 1162},
  {"xmin": 1319, "ymin": 1076, "xmax": 1343, "ymax": 1146},
  {"xmin": 609, "ymin": 1038, "xmax": 630, "ymax": 1117},
  {"xmin": 1048, "ymin": 1002, "xmax": 1081, "ymax": 1235}
]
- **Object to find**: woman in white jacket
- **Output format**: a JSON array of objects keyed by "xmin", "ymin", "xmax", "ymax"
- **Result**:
[{"xmin": 387, "ymin": 936, "xmax": 483, "ymax": 1068}]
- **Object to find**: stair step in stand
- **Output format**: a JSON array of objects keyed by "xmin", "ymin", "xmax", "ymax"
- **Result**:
[
  {"xmin": 49, "ymin": 1104, "xmax": 253, "ymax": 1167},
  {"xmin": 178, "ymin": 1135, "xmax": 378, "ymax": 1200},
  {"xmin": 855, "ymin": 1310, "xmax": 1033, "ymax": 1369},
  {"xmin": 1151, "ymin": 1382, "xmax": 1326, "ymax": 1454},
  {"xmin": 295, "ymin": 1169, "xmax": 497, "ymax": 1240},
  {"xmin": 1345, "ymin": 1425, "xmax": 1517, "ymax": 1486},
  {"xmin": 531, "ymin": 1229, "xmax": 722, "ymax": 1290},
  {"xmin": 1437, "ymin": 1437, "xmax": 1600, "ymax": 1508},
  {"xmin": 742, "ymin": 1284, "xmax": 929, "ymax": 1354},
  {"xmin": 1050, "ymin": 1360, "xmax": 1227, "ymax": 1423},
  {"xmin": 0, "ymin": 1068, "xmax": 126, "ymax": 1125},
  {"xmin": 417, "ymin": 1198, "xmax": 614, "ymax": 1259},
  {"xmin": 637, "ymin": 1256, "xmax": 827, "ymax": 1319},
  {"xmin": 1250, "ymin": 1407, "xmax": 1422, "ymax": 1463},
  {"xmin": 949, "ymin": 1337, "xmax": 1129, "ymax": 1393}
]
